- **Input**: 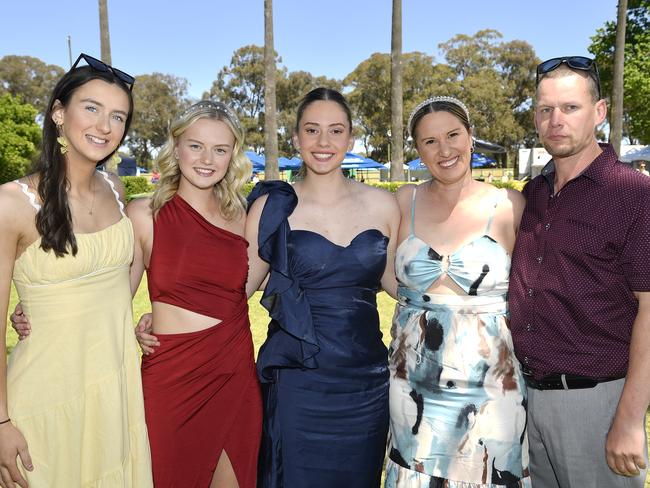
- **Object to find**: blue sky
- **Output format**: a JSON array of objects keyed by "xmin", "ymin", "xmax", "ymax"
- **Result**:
[{"xmin": 1, "ymin": 0, "xmax": 617, "ymax": 99}]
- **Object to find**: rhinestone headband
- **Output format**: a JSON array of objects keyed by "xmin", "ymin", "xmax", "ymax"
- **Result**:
[
  {"xmin": 407, "ymin": 96, "xmax": 471, "ymax": 138},
  {"xmin": 178, "ymin": 100, "xmax": 243, "ymax": 133}
]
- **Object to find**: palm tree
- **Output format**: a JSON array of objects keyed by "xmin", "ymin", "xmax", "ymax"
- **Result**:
[
  {"xmin": 98, "ymin": 0, "xmax": 112, "ymax": 65},
  {"xmin": 390, "ymin": 0, "xmax": 405, "ymax": 181},
  {"xmin": 610, "ymin": 0, "xmax": 627, "ymax": 155},
  {"xmin": 263, "ymin": 0, "xmax": 279, "ymax": 180}
]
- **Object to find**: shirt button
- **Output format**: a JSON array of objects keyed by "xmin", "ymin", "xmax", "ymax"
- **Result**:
[
  {"xmin": 526, "ymin": 323, "xmax": 532, "ymax": 331},
  {"xmin": 545, "ymin": 223, "xmax": 551, "ymax": 230},
  {"xmin": 528, "ymin": 288, "xmax": 534, "ymax": 296},
  {"xmin": 537, "ymin": 256, "xmax": 543, "ymax": 263},
  {"xmin": 524, "ymin": 356, "xmax": 529, "ymax": 364}
]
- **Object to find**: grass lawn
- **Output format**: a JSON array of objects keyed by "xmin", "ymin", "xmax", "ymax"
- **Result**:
[{"xmin": 5, "ymin": 281, "xmax": 650, "ymax": 486}]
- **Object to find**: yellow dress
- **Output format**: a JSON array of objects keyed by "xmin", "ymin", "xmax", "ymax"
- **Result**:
[{"xmin": 7, "ymin": 175, "xmax": 153, "ymax": 487}]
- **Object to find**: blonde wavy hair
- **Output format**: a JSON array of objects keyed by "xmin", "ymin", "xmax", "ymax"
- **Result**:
[{"xmin": 151, "ymin": 100, "xmax": 251, "ymax": 220}]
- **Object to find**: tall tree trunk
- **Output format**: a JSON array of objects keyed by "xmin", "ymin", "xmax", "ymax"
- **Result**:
[
  {"xmin": 390, "ymin": 0, "xmax": 405, "ymax": 181},
  {"xmin": 98, "ymin": 0, "xmax": 112, "ymax": 64},
  {"xmin": 263, "ymin": 0, "xmax": 279, "ymax": 180},
  {"xmin": 610, "ymin": 0, "xmax": 627, "ymax": 155}
]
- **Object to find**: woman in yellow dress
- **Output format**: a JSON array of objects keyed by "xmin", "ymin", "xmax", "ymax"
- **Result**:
[{"xmin": 0, "ymin": 54, "xmax": 152, "ymax": 487}]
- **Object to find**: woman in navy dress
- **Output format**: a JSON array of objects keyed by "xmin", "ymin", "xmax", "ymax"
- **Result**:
[{"xmin": 246, "ymin": 87, "xmax": 400, "ymax": 487}]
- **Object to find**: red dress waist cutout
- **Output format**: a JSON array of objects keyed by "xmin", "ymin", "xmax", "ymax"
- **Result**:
[{"xmin": 147, "ymin": 194, "xmax": 249, "ymax": 321}]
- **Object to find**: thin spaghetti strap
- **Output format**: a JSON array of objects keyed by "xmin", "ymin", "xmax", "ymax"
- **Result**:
[
  {"xmin": 484, "ymin": 189, "xmax": 508, "ymax": 234},
  {"xmin": 410, "ymin": 186, "xmax": 418, "ymax": 236},
  {"xmin": 98, "ymin": 170, "xmax": 126, "ymax": 216},
  {"xmin": 13, "ymin": 181, "xmax": 41, "ymax": 212}
]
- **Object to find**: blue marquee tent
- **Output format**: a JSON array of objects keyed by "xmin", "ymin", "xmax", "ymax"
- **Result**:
[
  {"xmin": 341, "ymin": 152, "xmax": 385, "ymax": 170},
  {"xmin": 245, "ymin": 151, "xmax": 265, "ymax": 172},
  {"xmin": 245, "ymin": 151, "xmax": 302, "ymax": 172},
  {"xmin": 407, "ymin": 153, "xmax": 496, "ymax": 170}
]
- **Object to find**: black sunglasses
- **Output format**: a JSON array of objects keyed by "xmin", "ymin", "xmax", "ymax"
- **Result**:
[
  {"xmin": 536, "ymin": 56, "xmax": 601, "ymax": 99},
  {"xmin": 71, "ymin": 53, "xmax": 135, "ymax": 90}
]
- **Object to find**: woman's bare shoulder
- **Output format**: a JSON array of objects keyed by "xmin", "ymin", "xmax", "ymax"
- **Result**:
[
  {"xmin": 0, "ymin": 180, "xmax": 39, "ymax": 235},
  {"xmin": 125, "ymin": 196, "xmax": 153, "ymax": 219}
]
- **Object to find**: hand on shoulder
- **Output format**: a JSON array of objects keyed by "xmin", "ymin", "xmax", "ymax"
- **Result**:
[{"xmin": 125, "ymin": 196, "xmax": 153, "ymax": 224}]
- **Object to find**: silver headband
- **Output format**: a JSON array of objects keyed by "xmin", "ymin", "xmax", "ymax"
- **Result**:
[
  {"xmin": 407, "ymin": 96, "xmax": 471, "ymax": 138},
  {"xmin": 178, "ymin": 100, "xmax": 243, "ymax": 133}
]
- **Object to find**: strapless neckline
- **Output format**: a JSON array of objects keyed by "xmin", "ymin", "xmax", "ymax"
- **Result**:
[{"xmin": 290, "ymin": 228, "xmax": 388, "ymax": 249}]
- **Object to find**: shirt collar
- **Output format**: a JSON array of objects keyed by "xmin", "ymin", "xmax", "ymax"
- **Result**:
[{"xmin": 541, "ymin": 143, "xmax": 618, "ymax": 189}]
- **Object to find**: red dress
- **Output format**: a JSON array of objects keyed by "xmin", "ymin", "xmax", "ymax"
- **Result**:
[{"xmin": 142, "ymin": 194, "xmax": 261, "ymax": 488}]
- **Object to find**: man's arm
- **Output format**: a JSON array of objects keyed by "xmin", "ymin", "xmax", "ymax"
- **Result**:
[{"xmin": 606, "ymin": 291, "xmax": 650, "ymax": 477}]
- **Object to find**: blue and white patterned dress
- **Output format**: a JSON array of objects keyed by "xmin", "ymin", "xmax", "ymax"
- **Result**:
[{"xmin": 385, "ymin": 186, "xmax": 531, "ymax": 488}]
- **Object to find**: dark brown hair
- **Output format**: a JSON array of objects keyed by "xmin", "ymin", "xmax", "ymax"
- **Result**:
[
  {"xmin": 35, "ymin": 65, "xmax": 134, "ymax": 256},
  {"xmin": 294, "ymin": 87, "xmax": 352, "ymax": 178},
  {"xmin": 409, "ymin": 100, "xmax": 471, "ymax": 142}
]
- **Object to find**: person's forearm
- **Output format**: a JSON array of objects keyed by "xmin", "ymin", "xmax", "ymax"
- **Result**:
[{"xmin": 614, "ymin": 296, "xmax": 650, "ymax": 422}]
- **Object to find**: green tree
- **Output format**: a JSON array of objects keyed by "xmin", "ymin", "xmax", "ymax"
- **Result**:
[
  {"xmin": 0, "ymin": 94, "xmax": 40, "ymax": 184},
  {"xmin": 128, "ymin": 73, "xmax": 189, "ymax": 166},
  {"xmin": 346, "ymin": 52, "xmax": 452, "ymax": 162},
  {"xmin": 0, "ymin": 55, "xmax": 64, "ymax": 114},
  {"xmin": 207, "ymin": 45, "xmax": 285, "ymax": 153},
  {"xmin": 494, "ymin": 39, "xmax": 540, "ymax": 147},
  {"xmin": 590, "ymin": 0, "xmax": 650, "ymax": 143},
  {"xmin": 459, "ymin": 70, "xmax": 525, "ymax": 150},
  {"xmin": 439, "ymin": 30, "xmax": 539, "ymax": 149},
  {"xmin": 276, "ymin": 71, "xmax": 341, "ymax": 155},
  {"xmin": 345, "ymin": 53, "xmax": 392, "ymax": 161}
]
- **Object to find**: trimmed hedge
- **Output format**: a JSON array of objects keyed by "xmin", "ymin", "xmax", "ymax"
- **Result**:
[
  {"xmin": 120, "ymin": 177, "xmax": 526, "ymax": 202},
  {"xmin": 121, "ymin": 176, "xmax": 155, "ymax": 201},
  {"xmin": 366, "ymin": 181, "xmax": 411, "ymax": 193},
  {"xmin": 367, "ymin": 180, "xmax": 526, "ymax": 193},
  {"xmin": 490, "ymin": 179, "xmax": 527, "ymax": 192}
]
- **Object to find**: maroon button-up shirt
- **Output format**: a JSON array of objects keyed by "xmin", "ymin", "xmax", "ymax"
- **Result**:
[{"xmin": 509, "ymin": 144, "xmax": 650, "ymax": 380}]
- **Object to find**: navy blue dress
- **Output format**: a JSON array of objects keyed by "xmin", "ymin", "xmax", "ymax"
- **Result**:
[{"xmin": 249, "ymin": 181, "xmax": 390, "ymax": 488}]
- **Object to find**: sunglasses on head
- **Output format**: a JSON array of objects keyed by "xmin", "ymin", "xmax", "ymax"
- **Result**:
[
  {"xmin": 71, "ymin": 53, "xmax": 135, "ymax": 90},
  {"xmin": 536, "ymin": 56, "xmax": 601, "ymax": 99}
]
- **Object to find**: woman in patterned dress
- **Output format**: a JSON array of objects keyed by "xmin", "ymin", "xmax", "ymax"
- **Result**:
[{"xmin": 385, "ymin": 96, "xmax": 531, "ymax": 488}]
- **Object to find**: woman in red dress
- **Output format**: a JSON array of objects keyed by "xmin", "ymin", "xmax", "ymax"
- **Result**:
[{"xmin": 127, "ymin": 100, "xmax": 261, "ymax": 488}]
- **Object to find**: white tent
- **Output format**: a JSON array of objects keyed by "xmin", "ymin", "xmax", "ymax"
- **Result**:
[{"xmin": 620, "ymin": 145, "xmax": 650, "ymax": 162}]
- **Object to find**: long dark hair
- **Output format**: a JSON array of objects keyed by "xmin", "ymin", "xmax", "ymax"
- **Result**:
[
  {"xmin": 294, "ymin": 87, "xmax": 352, "ymax": 178},
  {"xmin": 34, "ymin": 65, "xmax": 134, "ymax": 257}
]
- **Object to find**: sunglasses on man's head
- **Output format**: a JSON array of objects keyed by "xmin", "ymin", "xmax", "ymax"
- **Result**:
[
  {"xmin": 71, "ymin": 53, "xmax": 135, "ymax": 90},
  {"xmin": 536, "ymin": 56, "xmax": 601, "ymax": 98}
]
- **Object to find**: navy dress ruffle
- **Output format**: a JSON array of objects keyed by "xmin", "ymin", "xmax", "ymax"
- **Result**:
[
  {"xmin": 249, "ymin": 180, "xmax": 320, "ymax": 380},
  {"xmin": 249, "ymin": 181, "xmax": 390, "ymax": 488}
]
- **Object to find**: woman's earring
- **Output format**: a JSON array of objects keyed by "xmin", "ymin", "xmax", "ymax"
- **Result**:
[
  {"xmin": 110, "ymin": 153, "xmax": 121, "ymax": 166},
  {"xmin": 56, "ymin": 124, "xmax": 68, "ymax": 155}
]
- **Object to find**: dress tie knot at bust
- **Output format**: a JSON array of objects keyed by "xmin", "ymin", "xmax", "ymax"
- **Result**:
[{"xmin": 440, "ymin": 255, "xmax": 450, "ymax": 274}]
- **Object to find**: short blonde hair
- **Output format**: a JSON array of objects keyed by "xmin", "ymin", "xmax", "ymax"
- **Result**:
[
  {"xmin": 151, "ymin": 101, "xmax": 251, "ymax": 220},
  {"xmin": 537, "ymin": 64, "xmax": 600, "ymax": 103}
]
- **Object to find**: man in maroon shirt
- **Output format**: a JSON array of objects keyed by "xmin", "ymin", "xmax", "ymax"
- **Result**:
[{"xmin": 510, "ymin": 56, "xmax": 650, "ymax": 487}]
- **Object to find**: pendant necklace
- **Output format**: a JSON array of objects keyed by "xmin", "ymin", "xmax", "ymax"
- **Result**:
[{"xmin": 78, "ymin": 176, "xmax": 97, "ymax": 215}]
